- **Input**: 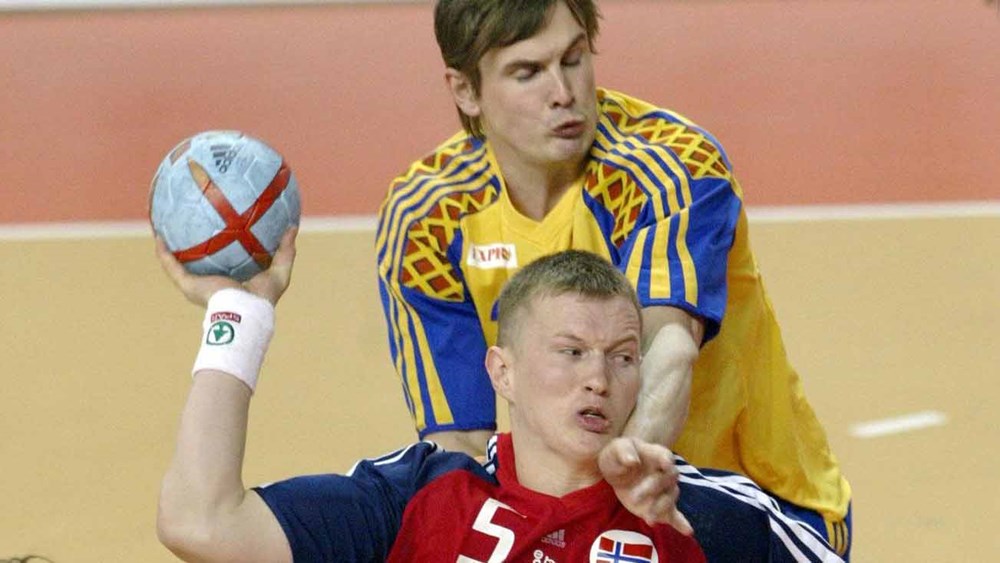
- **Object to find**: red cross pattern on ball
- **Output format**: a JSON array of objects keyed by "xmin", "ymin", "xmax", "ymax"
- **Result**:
[{"xmin": 172, "ymin": 158, "xmax": 292, "ymax": 272}]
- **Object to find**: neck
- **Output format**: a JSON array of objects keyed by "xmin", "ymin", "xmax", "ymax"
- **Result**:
[
  {"xmin": 508, "ymin": 426, "xmax": 602, "ymax": 497},
  {"xmin": 492, "ymin": 148, "xmax": 586, "ymax": 222}
]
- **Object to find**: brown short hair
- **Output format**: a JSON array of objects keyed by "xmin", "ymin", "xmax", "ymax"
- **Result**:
[
  {"xmin": 496, "ymin": 250, "xmax": 639, "ymax": 348},
  {"xmin": 434, "ymin": 0, "xmax": 601, "ymax": 138}
]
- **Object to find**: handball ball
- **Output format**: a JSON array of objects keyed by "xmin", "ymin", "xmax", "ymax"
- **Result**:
[{"xmin": 149, "ymin": 130, "xmax": 301, "ymax": 282}]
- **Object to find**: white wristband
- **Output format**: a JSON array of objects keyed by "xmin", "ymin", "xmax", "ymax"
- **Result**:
[{"xmin": 192, "ymin": 288, "xmax": 275, "ymax": 393}]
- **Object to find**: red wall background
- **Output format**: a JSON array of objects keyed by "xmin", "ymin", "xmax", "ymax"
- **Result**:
[{"xmin": 1, "ymin": 0, "xmax": 997, "ymax": 224}]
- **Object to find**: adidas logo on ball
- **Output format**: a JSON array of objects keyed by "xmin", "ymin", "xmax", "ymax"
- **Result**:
[{"xmin": 210, "ymin": 143, "xmax": 241, "ymax": 173}]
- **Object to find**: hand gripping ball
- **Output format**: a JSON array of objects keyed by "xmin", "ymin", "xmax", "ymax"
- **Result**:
[{"xmin": 149, "ymin": 130, "xmax": 301, "ymax": 282}]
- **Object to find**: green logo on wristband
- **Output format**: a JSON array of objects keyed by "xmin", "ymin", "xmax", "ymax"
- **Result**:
[{"xmin": 206, "ymin": 321, "xmax": 235, "ymax": 345}]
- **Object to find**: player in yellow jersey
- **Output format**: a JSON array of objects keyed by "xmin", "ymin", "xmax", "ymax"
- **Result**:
[{"xmin": 376, "ymin": 0, "xmax": 852, "ymax": 557}]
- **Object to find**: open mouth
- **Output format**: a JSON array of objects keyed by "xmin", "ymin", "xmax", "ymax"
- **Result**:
[{"xmin": 577, "ymin": 407, "xmax": 610, "ymax": 433}]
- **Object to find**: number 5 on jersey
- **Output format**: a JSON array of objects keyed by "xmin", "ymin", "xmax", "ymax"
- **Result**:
[{"xmin": 457, "ymin": 498, "xmax": 525, "ymax": 563}]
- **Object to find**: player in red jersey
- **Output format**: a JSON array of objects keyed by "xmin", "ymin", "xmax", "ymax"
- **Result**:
[{"xmin": 155, "ymin": 231, "xmax": 840, "ymax": 562}]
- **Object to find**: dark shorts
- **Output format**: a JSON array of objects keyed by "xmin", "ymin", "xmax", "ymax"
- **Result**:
[{"xmin": 775, "ymin": 497, "xmax": 853, "ymax": 560}]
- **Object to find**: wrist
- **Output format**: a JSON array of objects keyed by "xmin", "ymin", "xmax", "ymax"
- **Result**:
[{"xmin": 191, "ymin": 289, "xmax": 275, "ymax": 393}]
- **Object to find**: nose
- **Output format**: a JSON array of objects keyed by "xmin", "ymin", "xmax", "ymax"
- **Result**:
[
  {"xmin": 549, "ymin": 68, "xmax": 574, "ymax": 108},
  {"xmin": 582, "ymin": 355, "xmax": 610, "ymax": 396}
]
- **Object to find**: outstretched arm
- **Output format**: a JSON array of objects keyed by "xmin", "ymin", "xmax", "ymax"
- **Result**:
[{"xmin": 155, "ymin": 229, "xmax": 297, "ymax": 563}]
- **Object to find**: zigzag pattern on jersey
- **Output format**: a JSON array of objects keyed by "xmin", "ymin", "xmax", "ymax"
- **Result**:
[
  {"xmin": 603, "ymin": 105, "xmax": 729, "ymax": 180},
  {"xmin": 393, "ymin": 140, "xmax": 499, "ymax": 302},
  {"xmin": 400, "ymin": 187, "xmax": 495, "ymax": 301},
  {"xmin": 583, "ymin": 161, "xmax": 645, "ymax": 248},
  {"xmin": 411, "ymin": 137, "xmax": 476, "ymax": 177}
]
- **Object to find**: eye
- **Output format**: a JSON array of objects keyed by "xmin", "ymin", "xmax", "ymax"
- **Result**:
[
  {"xmin": 611, "ymin": 351, "xmax": 636, "ymax": 366},
  {"xmin": 514, "ymin": 65, "xmax": 540, "ymax": 81},
  {"xmin": 560, "ymin": 347, "xmax": 584, "ymax": 357},
  {"xmin": 562, "ymin": 50, "xmax": 583, "ymax": 67}
]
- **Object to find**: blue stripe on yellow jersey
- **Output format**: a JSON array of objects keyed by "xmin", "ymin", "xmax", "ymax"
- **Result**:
[{"xmin": 375, "ymin": 88, "xmax": 851, "ymax": 526}]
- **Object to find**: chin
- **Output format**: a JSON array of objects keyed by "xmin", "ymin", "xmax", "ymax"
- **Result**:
[
  {"xmin": 570, "ymin": 431, "xmax": 613, "ymax": 459},
  {"xmin": 546, "ymin": 141, "xmax": 590, "ymax": 165}
]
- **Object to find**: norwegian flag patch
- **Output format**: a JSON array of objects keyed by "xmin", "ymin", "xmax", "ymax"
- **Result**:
[{"xmin": 590, "ymin": 530, "xmax": 658, "ymax": 563}]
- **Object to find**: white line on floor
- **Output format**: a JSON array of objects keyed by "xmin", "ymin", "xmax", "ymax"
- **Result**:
[
  {"xmin": 850, "ymin": 410, "xmax": 949, "ymax": 439},
  {"xmin": 1, "ymin": 201, "xmax": 997, "ymax": 242}
]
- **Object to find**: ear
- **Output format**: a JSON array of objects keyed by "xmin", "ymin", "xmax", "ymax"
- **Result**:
[
  {"xmin": 485, "ymin": 345, "xmax": 514, "ymax": 401},
  {"xmin": 444, "ymin": 68, "xmax": 482, "ymax": 119}
]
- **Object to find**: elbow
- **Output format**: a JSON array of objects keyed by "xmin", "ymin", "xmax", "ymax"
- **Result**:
[
  {"xmin": 157, "ymin": 505, "xmax": 208, "ymax": 561},
  {"xmin": 157, "ymin": 486, "xmax": 218, "ymax": 561},
  {"xmin": 157, "ymin": 522, "xmax": 195, "ymax": 562},
  {"xmin": 641, "ymin": 307, "xmax": 705, "ymax": 358},
  {"xmin": 648, "ymin": 322, "xmax": 701, "ymax": 367}
]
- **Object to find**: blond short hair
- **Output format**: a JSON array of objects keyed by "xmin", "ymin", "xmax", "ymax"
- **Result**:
[{"xmin": 495, "ymin": 250, "xmax": 639, "ymax": 348}]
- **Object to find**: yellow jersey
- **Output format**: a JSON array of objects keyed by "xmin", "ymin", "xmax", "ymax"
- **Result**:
[{"xmin": 376, "ymin": 88, "xmax": 850, "ymax": 521}]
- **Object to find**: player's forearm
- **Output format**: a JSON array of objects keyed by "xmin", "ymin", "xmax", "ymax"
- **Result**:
[
  {"xmin": 625, "ymin": 326, "xmax": 696, "ymax": 447},
  {"xmin": 624, "ymin": 307, "xmax": 704, "ymax": 448},
  {"xmin": 158, "ymin": 372, "xmax": 253, "ymax": 556}
]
